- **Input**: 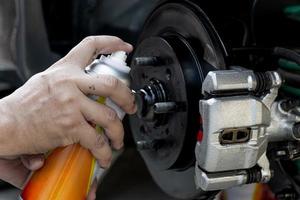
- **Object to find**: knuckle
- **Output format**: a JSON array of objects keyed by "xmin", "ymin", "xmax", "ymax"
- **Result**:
[
  {"xmin": 103, "ymin": 75, "xmax": 119, "ymax": 90},
  {"xmin": 45, "ymin": 69, "xmax": 68, "ymax": 86},
  {"xmin": 56, "ymin": 56, "xmax": 70, "ymax": 66},
  {"xmin": 32, "ymin": 72, "xmax": 51, "ymax": 86},
  {"xmin": 64, "ymin": 93, "xmax": 77, "ymax": 103},
  {"xmin": 104, "ymin": 107, "xmax": 117, "ymax": 122},
  {"xmin": 57, "ymin": 110, "xmax": 81, "ymax": 130},
  {"xmin": 101, "ymin": 150, "xmax": 112, "ymax": 162},
  {"xmin": 59, "ymin": 116, "xmax": 77, "ymax": 129},
  {"xmin": 55, "ymin": 91, "xmax": 77, "ymax": 106},
  {"xmin": 95, "ymin": 134, "xmax": 107, "ymax": 149},
  {"xmin": 47, "ymin": 78, "xmax": 78, "ymax": 104},
  {"xmin": 38, "ymin": 72, "xmax": 50, "ymax": 81},
  {"xmin": 82, "ymin": 36, "xmax": 96, "ymax": 46}
]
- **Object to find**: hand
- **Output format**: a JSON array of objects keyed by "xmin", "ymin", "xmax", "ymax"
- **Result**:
[
  {"xmin": 0, "ymin": 155, "xmax": 96, "ymax": 200},
  {"xmin": 0, "ymin": 155, "xmax": 44, "ymax": 188},
  {"xmin": 0, "ymin": 36, "xmax": 136, "ymax": 189}
]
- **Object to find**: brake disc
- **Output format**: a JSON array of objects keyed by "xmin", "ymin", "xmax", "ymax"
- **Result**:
[{"xmin": 129, "ymin": 0, "xmax": 227, "ymax": 199}]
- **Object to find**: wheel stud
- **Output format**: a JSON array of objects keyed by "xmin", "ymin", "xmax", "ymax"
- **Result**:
[{"xmin": 133, "ymin": 56, "xmax": 163, "ymax": 66}]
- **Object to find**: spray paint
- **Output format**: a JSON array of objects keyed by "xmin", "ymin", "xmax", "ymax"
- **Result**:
[{"xmin": 20, "ymin": 51, "xmax": 130, "ymax": 200}]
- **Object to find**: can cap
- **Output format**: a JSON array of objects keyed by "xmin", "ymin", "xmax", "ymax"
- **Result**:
[
  {"xmin": 106, "ymin": 51, "xmax": 130, "ymax": 74},
  {"xmin": 111, "ymin": 51, "xmax": 127, "ymax": 62}
]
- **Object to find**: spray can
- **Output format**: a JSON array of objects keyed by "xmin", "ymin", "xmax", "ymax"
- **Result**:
[{"xmin": 20, "ymin": 51, "xmax": 130, "ymax": 200}]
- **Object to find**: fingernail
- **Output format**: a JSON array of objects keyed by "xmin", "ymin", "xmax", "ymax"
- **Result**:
[
  {"xmin": 37, "ymin": 156, "xmax": 44, "ymax": 163},
  {"xmin": 100, "ymin": 164, "xmax": 109, "ymax": 169},
  {"xmin": 133, "ymin": 105, "xmax": 138, "ymax": 113},
  {"xmin": 29, "ymin": 158, "xmax": 44, "ymax": 170},
  {"xmin": 129, "ymin": 103, "xmax": 137, "ymax": 114},
  {"xmin": 131, "ymin": 90, "xmax": 136, "ymax": 95},
  {"xmin": 114, "ymin": 142, "xmax": 124, "ymax": 150},
  {"xmin": 104, "ymin": 161, "xmax": 111, "ymax": 169},
  {"xmin": 100, "ymin": 158, "xmax": 112, "ymax": 169},
  {"xmin": 95, "ymin": 134, "xmax": 107, "ymax": 149}
]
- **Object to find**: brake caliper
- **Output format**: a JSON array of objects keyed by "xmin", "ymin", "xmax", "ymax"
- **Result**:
[{"xmin": 195, "ymin": 69, "xmax": 282, "ymax": 191}]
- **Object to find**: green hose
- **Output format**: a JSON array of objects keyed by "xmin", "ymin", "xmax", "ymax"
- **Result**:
[
  {"xmin": 281, "ymin": 84, "xmax": 300, "ymax": 98},
  {"xmin": 277, "ymin": 57, "xmax": 300, "ymax": 96},
  {"xmin": 279, "ymin": 58, "xmax": 300, "ymax": 71},
  {"xmin": 284, "ymin": 5, "xmax": 300, "ymax": 21},
  {"xmin": 294, "ymin": 160, "xmax": 300, "ymax": 171}
]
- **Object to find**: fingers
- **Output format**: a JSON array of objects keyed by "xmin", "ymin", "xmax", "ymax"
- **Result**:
[
  {"xmin": 77, "ymin": 122, "xmax": 112, "ymax": 168},
  {"xmin": 76, "ymin": 74, "xmax": 136, "ymax": 114},
  {"xmin": 86, "ymin": 179, "xmax": 98, "ymax": 200},
  {"xmin": 79, "ymin": 96, "xmax": 124, "ymax": 150},
  {"xmin": 20, "ymin": 154, "xmax": 45, "ymax": 171},
  {"xmin": 62, "ymin": 36, "xmax": 133, "ymax": 67},
  {"xmin": 0, "ymin": 158, "xmax": 29, "ymax": 188}
]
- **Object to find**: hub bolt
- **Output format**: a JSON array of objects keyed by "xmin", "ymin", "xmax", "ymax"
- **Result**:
[{"xmin": 133, "ymin": 56, "xmax": 163, "ymax": 66}]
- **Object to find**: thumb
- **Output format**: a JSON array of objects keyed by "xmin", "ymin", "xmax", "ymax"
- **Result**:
[
  {"xmin": 0, "ymin": 158, "xmax": 29, "ymax": 188},
  {"xmin": 21, "ymin": 154, "xmax": 45, "ymax": 171}
]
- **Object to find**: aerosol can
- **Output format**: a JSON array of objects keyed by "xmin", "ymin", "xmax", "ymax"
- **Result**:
[{"xmin": 20, "ymin": 51, "xmax": 130, "ymax": 200}]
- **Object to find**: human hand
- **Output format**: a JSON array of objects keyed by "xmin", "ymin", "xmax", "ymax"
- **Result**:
[
  {"xmin": 0, "ymin": 36, "xmax": 136, "ymax": 189},
  {"xmin": 0, "ymin": 156, "xmax": 97, "ymax": 199},
  {"xmin": 0, "ymin": 155, "xmax": 44, "ymax": 188}
]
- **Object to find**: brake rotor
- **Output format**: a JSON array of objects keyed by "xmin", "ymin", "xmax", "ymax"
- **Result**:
[{"xmin": 129, "ymin": 0, "xmax": 227, "ymax": 199}]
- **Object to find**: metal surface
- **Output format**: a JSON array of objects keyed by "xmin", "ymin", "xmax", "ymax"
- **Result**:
[
  {"xmin": 195, "ymin": 69, "xmax": 281, "ymax": 191},
  {"xmin": 131, "ymin": 37, "xmax": 194, "ymax": 171},
  {"xmin": 267, "ymin": 101, "xmax": 300, "ymax": 141},
  {"xmin": 85, "ymin": 55, "xmax": 130, "ymax": 86},
  {"xmin": 198, "ymin": 95, "xmax": 270, "ymax": 172},
  {"xmin": 1, "ymin": 0, "xmax": 299, "ymax": 199},
  {"xmin": 202, "ymin": 69, "xmax": 258, "ymax": 95},
  {"xmin": 195, "ymin": 167, "xmax": 248, "ymax": 191},
  {"xmin": 129, "ymin": 1, "xmax": 227, "ymax": 199}
]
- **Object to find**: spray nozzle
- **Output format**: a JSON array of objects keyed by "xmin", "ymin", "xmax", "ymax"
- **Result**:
[{"xmin": 110, "ymin": 51, "xmax": 127, "ymax": 62}]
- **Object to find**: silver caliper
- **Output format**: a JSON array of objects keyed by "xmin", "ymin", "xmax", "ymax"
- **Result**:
[{"xmin": 195, "ymin": 68, "xmax": 300, "ymax": 191}]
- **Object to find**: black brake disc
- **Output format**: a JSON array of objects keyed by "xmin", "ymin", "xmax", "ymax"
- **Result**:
[{"xmin": 129, "ymin": 0, "xmax": 227, "ymax": 199}]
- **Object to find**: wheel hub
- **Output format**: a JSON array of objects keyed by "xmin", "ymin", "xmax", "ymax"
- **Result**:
[
  {"xmin": 128, "ymin": 1, "xmax": 227, "ymax": 199},
  {"xmin": 130, "ymin": 35, "xmax": 204, "ymax": 170}
]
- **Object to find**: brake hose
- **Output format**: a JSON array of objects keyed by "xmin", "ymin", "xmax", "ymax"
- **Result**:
[{"xmin": 274, "ymin": 47, "xmax": 300, "ymax": 98}]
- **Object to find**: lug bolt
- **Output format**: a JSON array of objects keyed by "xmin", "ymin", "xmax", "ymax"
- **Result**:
[
  {"xmin": 136, "ymin": 139, "xmax": 171, "ymax": 150},
  {"xmin": 153, "ymin": 102, "xmax": 177, "ymax": 114},
  {"xmin": 136, "ymin": 140, "xmax": 153, "ymax": 150},
  {"xmin": 133, "ymin": 56, "xmax": 163, "ymax": 66}
]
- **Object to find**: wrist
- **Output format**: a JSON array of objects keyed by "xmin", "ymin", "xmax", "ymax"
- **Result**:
[{"xmin": 0, "ymin": 97, "xmax": 19, "ymax": 157}]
